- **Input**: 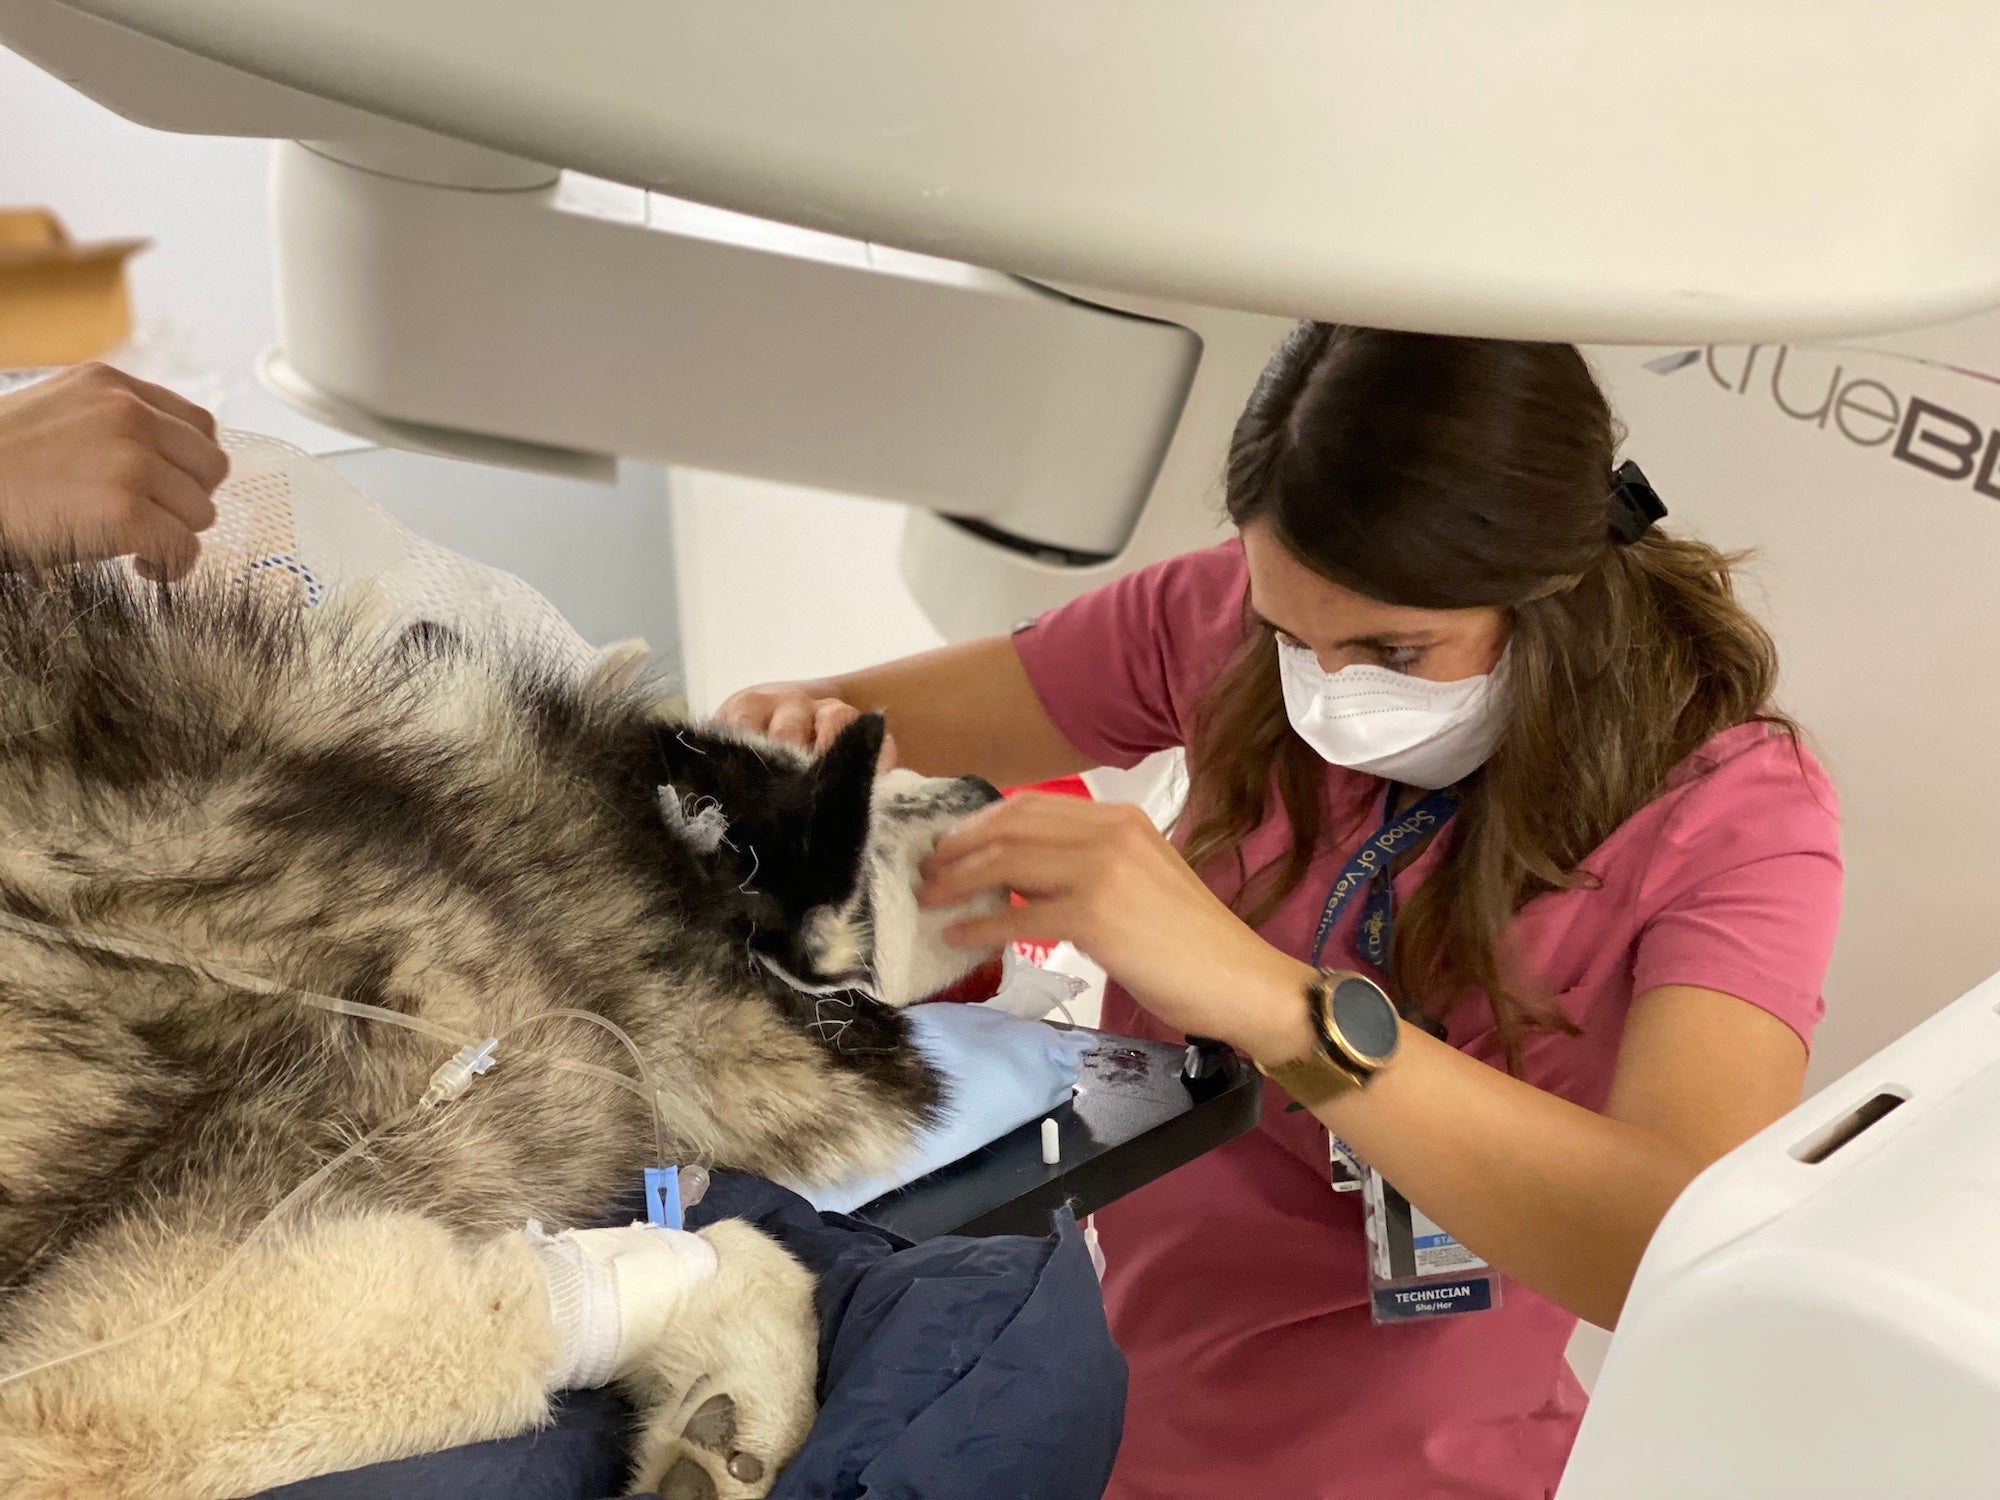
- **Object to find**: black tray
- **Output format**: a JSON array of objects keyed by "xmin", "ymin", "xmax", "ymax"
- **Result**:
[{"xmin": 853, "ymin": 1029, "xmax": 1262, "ymax": 1241}]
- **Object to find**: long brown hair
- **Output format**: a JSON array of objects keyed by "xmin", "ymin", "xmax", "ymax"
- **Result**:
[{"xmin": 1180, "ymin": 324, "xmax": 1791, "ymax": 1068}]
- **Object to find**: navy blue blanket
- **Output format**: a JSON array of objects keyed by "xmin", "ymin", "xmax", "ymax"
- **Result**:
[{"xmin": 259, "ymin": 1173, "xmax": 1124, "ymax": 1499}]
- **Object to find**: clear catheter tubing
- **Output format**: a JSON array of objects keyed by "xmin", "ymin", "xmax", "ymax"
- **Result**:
[
  {"xmin": 0, "ymin": 908, "xmax": 681, "ymax": 1389},
  {"xmin": 0, "ymin": 910, "xmax": 671, "ymax": 1163},
  {"xmin": 0, "ymin": 1118, "xmax": 397, "ymax": 1391}
]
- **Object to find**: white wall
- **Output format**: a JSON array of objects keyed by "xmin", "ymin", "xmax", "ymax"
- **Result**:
[{"xmin": 670, "ymin": 468, "xmax": 944, "ymax": 713}]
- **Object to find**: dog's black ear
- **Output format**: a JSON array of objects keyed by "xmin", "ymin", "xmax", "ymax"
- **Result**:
[
  {"xmin": 813, "ymin": 713, "xmax": 885, "ymax": 796},
  {"xmin": 643, "ymin": 715, "xmax": 879, "ymax": 916},
  {"xmin": 795, "ymin": 712, "xmax": 883, "ymax": 910}
]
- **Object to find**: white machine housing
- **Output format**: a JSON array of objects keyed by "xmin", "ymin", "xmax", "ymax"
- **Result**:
[
  {"xmin": 1558, "ymin": 972, "xmax": 2000, "ymax": 1498},
  {"xmin": 7, "ymin": 0, "xmax": 2000, "ymax": 635}
]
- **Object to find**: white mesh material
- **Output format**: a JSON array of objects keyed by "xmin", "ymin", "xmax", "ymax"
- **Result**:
[
  {"xmin": 188, "ymin": 430, "xmax": 600, "ymax": 676},
  {"xmin": 527, "ymin": 1221, "xmax": 618, "ymax": 1392}
]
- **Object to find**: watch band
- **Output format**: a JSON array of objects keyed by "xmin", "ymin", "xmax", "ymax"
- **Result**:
[
  {"xmin": 1259, "ymin": 1045, "xmax": 1370, "ymax": 1109},
  {"xmin": 1255, "ymin": 969, "xmax": 1399, "ymax": 1110}
]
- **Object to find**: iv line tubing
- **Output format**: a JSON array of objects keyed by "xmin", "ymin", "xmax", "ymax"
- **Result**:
[{"xmin": 0, "ymin": 908, "xmax": 681, "ymax": 1389}]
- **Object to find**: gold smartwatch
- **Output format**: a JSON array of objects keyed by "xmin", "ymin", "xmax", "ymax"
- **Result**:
[{"xmin": 1256, "ymin": 969, "xmax": 1403, "ymax": 1109}]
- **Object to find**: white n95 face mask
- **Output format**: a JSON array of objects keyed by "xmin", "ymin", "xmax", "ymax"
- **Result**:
[{"xmin": 1276, "ymin": 640, "xmax": 1509, "ymax": 789}]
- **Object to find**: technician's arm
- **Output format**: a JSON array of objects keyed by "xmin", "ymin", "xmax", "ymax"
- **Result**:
[
  {"xmin": 714, "ymin": 637, "xmax": 1096, "ymax": 786},
  {"xmin": 920, "ymin": 794, "xmax": 1811, "ymax": 1332},
  {"xmin": 1238, "ymin": 968, "xmax": 1808, "ymax": 1331}
]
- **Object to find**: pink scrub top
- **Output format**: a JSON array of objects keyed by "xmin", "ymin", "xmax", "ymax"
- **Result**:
[{"xmin": 1011, "ymin": 541, "xmax": 1842, "ymax": 1500}]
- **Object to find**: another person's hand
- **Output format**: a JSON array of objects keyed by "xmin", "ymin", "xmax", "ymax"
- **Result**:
[
  {"xmin": 713, "ymin": 682, "xmax": 901, "ymax": 768},
  {"xmin": 916, "ymin": 792, "xmax": 1314, "ymax": 1062},
  {"xmin": 0, "ymin": 362, "xmax": 229, "ymax": 580}
]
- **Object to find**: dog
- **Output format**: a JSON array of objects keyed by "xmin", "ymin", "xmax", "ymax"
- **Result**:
[{"xmin": 0, "ymin": 561, "xmax": 1004, "ymax": 1499}]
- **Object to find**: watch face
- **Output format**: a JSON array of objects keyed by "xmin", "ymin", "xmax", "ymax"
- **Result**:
[{"xmin": 1329, "ymin": 976, "xmax": 1400, "ymax": 1062}]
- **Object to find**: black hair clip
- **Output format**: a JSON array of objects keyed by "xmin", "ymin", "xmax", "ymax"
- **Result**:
[{"xmin": 1608, "ymin": 460, "xmax": 1667, "ymax": 545}]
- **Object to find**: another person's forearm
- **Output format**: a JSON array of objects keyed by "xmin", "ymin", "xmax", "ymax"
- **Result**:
[
  {"xmin": 0, "ymin": 363, "xmax": 226, "ymax": 577},
  {"xmin": 813, "ymin": 640, "xmax": 1094, "ymax": 785}
]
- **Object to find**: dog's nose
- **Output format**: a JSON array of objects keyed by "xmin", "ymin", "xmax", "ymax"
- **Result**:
[{"xmin": 960, "ymin": 774, "xmax": 1003, "ymax": 806}]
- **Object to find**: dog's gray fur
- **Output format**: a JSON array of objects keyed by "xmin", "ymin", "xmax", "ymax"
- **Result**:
[{"xmin": 0, "ymin": 564, "xmax": 1001, "ymax": 1499}]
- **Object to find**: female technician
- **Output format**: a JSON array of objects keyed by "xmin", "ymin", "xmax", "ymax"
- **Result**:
[{"xmin": 718, "ymin": 325, "xmax": 1841, "ymax": 1499}]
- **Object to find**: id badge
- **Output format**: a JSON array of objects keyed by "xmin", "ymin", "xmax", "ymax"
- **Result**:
[
  {"xmin": 1328, "ymin": 1131, "xmax": 1366, "ymax": 1192},
  {"xmin": 1360, "ymin": 1167, "xmax": 1501, "ymax": 1324}
]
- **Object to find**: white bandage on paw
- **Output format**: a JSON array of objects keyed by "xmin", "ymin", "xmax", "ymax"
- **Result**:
[{"xmin": 528, "ymin": 1221, "xmax": 720, "ymax": 1391}]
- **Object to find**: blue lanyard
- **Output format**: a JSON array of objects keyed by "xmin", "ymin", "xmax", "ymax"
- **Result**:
[{"xmin": 1308, "ymin": 788, "xmax": 1459, "ymax": 970}]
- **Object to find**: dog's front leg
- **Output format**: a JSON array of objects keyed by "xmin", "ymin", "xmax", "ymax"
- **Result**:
[
  {"xmin": 617, "ymin": 1220, "xmax": 820, "ymax": 1500},
  {"xmin": 524, "ymin": 1216, "xmax": 820, "ymax": 1497}
]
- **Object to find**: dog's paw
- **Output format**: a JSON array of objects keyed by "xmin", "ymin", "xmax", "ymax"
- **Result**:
[
  {"xmin": 646, "ymin": 1392, "xmax": 770, "ymax": 1500},
  {"xmin": 624, "ymin": 1220, "xmax": 819, "ymax": 1499}
]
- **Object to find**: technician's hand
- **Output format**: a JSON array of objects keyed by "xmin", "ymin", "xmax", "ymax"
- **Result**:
[
  {"xmin": 917, "ymin": 793, "xmax": 1314, "ymax": 1062},
  {"xmin": 713, "ymin": 682, "xmax": 901, "ymax": 769},
  {"xmin": 0, "ymin": 361, "xmax": 229, "ymax": 580}
]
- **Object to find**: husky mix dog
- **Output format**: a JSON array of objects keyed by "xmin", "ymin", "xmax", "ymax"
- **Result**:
[{"xmin": 0, "ymin": 564, "xmax": 1004, "ymax": 1499}]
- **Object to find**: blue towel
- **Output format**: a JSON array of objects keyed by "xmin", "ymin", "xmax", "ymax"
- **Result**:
[{"xmin": 796, "ymin": 1002, "xmax": 1091, "ymax": 1213}]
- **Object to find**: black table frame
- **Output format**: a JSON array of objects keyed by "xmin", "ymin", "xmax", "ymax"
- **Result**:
[{"xmin": 853, "ymin": 1029, "xmax": 1262, "ymax": 1241}]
